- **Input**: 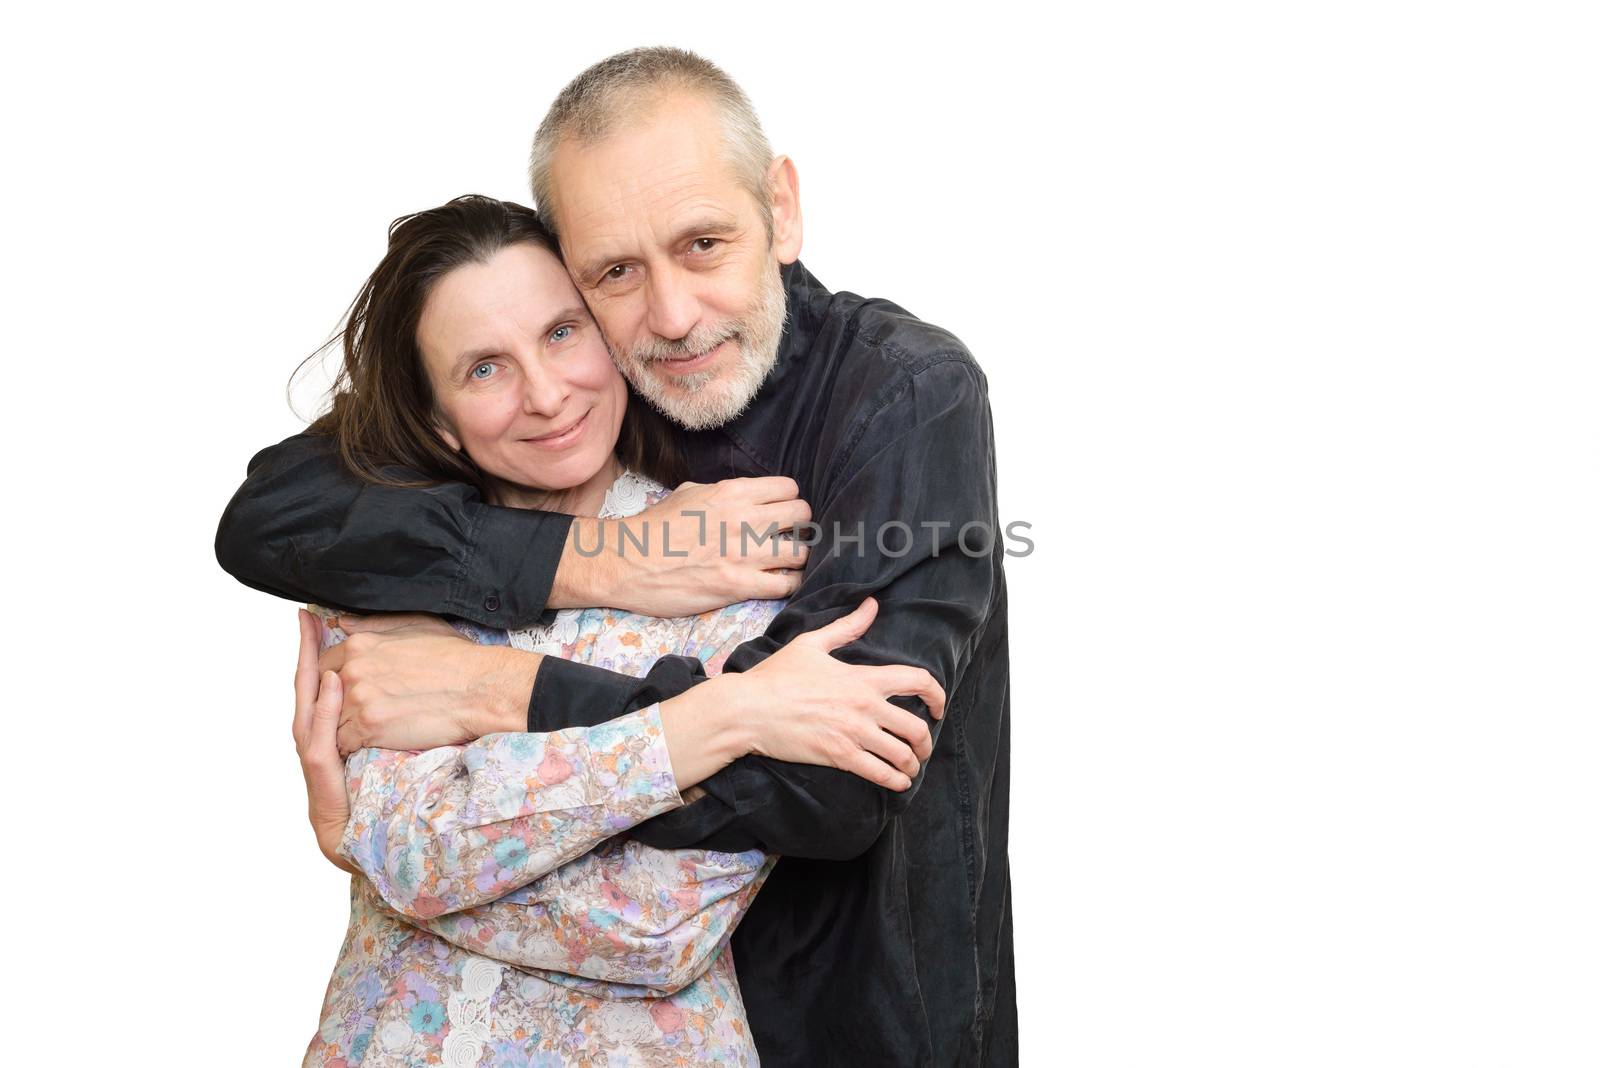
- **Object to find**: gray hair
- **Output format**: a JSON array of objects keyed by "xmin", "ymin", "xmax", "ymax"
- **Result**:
[{"xmin": 528, "ymin": 47, "xmax": 775, "ymax": 242}]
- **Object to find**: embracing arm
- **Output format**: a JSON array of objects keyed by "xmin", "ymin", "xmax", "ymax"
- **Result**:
[
  {"xmin": 406, "ymin": 844, "xmax": 777, "ymax": 995},
  {"xmin": 295, "ymin": 611, "xmax": 771, "ymax": 989},
  {"xmin": 394, "ymin": 609, "xmax": 793, "ymax": 993},
  {"xmin": 324, "ymin": 614, "xmax": 794, "ymax": 919},
  {"xmin": 338, "ymin": 707, "xmax": 686, "ymax": 919},
  {"xmin": 308, "ymin": 599, "xmax": 930, "ymax": 926},
  {"xmin": 215, "ymin": 431, "xmax": 806, "ymax": 625},
  {"xmin": 216, "ymin": 431, "xmax": 571, "ymax": 627}
]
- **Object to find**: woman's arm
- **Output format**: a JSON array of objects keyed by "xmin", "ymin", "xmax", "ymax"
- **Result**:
[
  {"xmin": 403, "ymin": 843, "xmax": 777, "ymax": 995},
  {"xmin": 338, "ymin": 705, "xmax": 684, "ymax": 920},
  {"xmin": 301, "ymin": 602, "xmax": 942, "ymax": 919},
  {"xmin": 337, "ymin": 604, "xmax": 779, "ymax": 994},
  {"xmin": 295, "ymin": 609, "xmax": 760, "ymax": 974},
  {"xmin": 305, "ymin": 607, "xmax": 745, "ymax": 921}
]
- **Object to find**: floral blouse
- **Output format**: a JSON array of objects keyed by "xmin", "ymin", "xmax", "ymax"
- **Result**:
[{"xmin": 303, "ymin": 469, "xmax": 784, "ymax": 1067}]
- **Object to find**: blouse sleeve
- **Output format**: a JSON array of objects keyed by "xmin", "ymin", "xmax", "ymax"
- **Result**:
[
  {"xmin": 401, "ymin": 843, "xmax": 775, "ymax": 995},
  {"xmin": 338, "ymin": 703, "xmax": 683, "ymax": 920},
  {"xmin": 384, "ymin": 600, "xmax": 785, "ymax": 992}
]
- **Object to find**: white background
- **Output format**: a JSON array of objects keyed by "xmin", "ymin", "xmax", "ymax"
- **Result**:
[{"xmin": 5, "ymin": 2, "xmax": 1597, "ymax": 1064}]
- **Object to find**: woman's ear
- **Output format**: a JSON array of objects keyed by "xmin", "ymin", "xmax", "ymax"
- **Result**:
[{"xmin": 432, "ymin": 416, "xmax": 462, "ymax": 453}]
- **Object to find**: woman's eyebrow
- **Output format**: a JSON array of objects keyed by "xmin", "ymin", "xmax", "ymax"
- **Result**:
[
  {"xmin": 449, "ymin": 307, "xmax": 590, "ymax": 374},
  {"xmin": 451, "ymin": 346, "xmax": 502, "ymax": 377},
  {"xmin": 540, "ymin": 305, "xmax": 590, "ymax": 335}
]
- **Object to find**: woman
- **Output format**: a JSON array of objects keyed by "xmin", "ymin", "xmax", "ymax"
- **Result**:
[{"xmin": 291, "ymin": 195, "xmax": 941, "ymax": 1066}]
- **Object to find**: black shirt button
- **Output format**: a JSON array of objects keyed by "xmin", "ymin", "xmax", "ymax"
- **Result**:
[{"xmin": 484, "ymin": 594, "xmax": 501, "ymax": 613}]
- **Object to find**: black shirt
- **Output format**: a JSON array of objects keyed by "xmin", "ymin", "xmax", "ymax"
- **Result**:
[{"xmin": 217, "ymin": 260, "xmax": 1016, "ymax": 1066}]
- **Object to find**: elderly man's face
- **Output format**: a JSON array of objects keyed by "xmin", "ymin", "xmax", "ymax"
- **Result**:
[{"xmin": 548, "ymin": 92, "xmax": 802, "ymax": 430}]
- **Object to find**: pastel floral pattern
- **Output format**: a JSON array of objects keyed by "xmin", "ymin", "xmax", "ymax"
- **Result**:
[{"xmin": 303, "ymin": 470, "xmax": 784, "ymax": 1066}]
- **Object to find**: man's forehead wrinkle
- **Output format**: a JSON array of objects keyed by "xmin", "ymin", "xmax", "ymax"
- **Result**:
[{"xmin": 574, "ymin": 156, "xmax": 712, "ymax": 220}]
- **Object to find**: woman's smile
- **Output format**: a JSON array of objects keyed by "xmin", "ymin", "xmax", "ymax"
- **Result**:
[{"xmin": 521, "ymin": 409, "xmax": 591, "ymax": 450}]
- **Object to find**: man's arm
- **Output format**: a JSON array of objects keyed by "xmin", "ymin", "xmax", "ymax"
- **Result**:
[
  {"xmin": 531, "ymin": 358, "xmax": 1000, "ymax": 860},
  {"xmin": 216, "ymin": 431, "xmax": 570, "ymax": 627},
  {"xmin": 216, "ymin": 431, "xmax": 810, "ymax": 627}
]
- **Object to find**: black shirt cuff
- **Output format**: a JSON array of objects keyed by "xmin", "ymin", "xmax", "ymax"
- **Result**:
[
  {"xmin": 528, "ymin": 653, "xmax": 706, "ymax": 733},
  {"xmin": 452, "ymin": 505, "xmax": 575, "ymax": 628}
]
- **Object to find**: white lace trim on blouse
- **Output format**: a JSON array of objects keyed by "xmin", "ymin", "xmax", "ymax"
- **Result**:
[{"xmin": 507, "ymin": 468, "xmax": 665, "ymax": 656}]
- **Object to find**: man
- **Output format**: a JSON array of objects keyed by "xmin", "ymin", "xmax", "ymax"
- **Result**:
[{"xmin": 220, "ymin": 47, "xmax": 1014, "ymax": 1066}]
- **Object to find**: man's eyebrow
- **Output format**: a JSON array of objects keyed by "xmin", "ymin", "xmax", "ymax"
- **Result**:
[{"xmin": 576, "ymin": 215, "xmax": 742, "ymax": 281}]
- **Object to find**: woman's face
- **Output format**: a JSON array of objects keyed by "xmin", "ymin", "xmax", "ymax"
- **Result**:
[{"xmin": 417, "ymin": 242, "xmax": 626, "ymax": 497}]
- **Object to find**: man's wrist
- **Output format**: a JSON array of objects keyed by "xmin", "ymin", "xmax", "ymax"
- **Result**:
[
  {"xmin": 692, "ymin": 673, "xmax": 757, "ymax": 765},
  {"xmin": 548, "ymin": 517, "xmax": 619, "ymax": 609},
  {"xmin": 657, "ymin": 673, "xmax": 755, "ymax": 787},
  {"xmin": 471, "ymin": 647, "xmax": 544, "ymax": 737}
]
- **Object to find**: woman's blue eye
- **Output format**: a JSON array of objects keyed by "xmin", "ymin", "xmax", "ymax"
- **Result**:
[
  {"xmin": 471, "ymin": 363, "xmax": 495, "ymax": 380},
  {"xmin": 550, "ymin": 325, "xmax": 572, "ymax": 343}
]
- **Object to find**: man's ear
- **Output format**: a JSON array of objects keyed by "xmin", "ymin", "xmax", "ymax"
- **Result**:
[{"xmin": 767, "ymin": 155, "xmax": 803, "ymax": 264}]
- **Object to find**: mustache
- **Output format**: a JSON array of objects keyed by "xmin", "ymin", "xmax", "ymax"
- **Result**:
[{"xmin": 626, "ymin": 322, "xmax": 741, "ymax": 363}]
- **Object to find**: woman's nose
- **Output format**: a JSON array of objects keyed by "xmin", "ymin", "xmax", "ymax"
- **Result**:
[{"xmin": 521, "ymin": 363, "xmax": 569, "ymax": 417}]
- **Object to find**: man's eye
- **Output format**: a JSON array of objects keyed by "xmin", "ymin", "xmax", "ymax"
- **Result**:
[
  {"xmin": 604, "ymin": 264, "xmax": 629, "ymax": 281},
  {"xmin": 691, "ymin": 238, "xmax": 718, "ymax": 253},
  {"xmin": 470, "ymin": 363, "xmax": 495, "ymax": 380},
  {"xmin": 550, "ymin": 325, "xmax": 572, "ymax": 344}
]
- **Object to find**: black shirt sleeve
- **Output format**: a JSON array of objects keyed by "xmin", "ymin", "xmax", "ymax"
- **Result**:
[
  {"xmin": 214, "ymin": 430, "xmax": 574, "ymax": 628},
  {"xmin": 527, "ymin": 653, "xmax": 706, "ymax": 733},
  {"xmin": 630, "ymin": 357, "xmax": 1002, "ymax": 859}
]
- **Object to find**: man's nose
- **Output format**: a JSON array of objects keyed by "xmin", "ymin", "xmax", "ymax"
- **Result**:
[{"xmin": 643, "ymin": 266, "xmax": 703, "ymax": 343}]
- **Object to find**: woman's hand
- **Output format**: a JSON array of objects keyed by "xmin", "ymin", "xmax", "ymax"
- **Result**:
[
  {"xmin": 731, "ymin": 598, "xmax": 945, "ymax": 791},
  {"xmin": 293, "ymin": 610, "xmax": 356, "ymax": 875},
  {"xmin": 551, "ymin": 477, "xmax": 812, "ymax": 616}
]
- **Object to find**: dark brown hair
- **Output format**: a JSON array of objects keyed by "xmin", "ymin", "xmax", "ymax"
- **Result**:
[{"xmin": 305, "ymin": 194, "xmax": 684, "ymax": 502}]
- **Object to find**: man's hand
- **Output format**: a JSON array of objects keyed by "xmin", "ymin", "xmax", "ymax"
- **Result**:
[
  {"xmin": 658, "ymin": 598, "xmax": 945, "ymax": 793},
  {"xmin": 293, "ymin": 609, "xmax": 356, "ymax": 875},
  {"xmin": 320, "ymin": 612, "xmax": 540, "ymax": 755},
  {"xmin": 550, "ymin": 476, "xmax": 811, "ymax": 616},
  {"xmin": 727, "ymin": 598, "xmax": 944, "ymax": 790}
]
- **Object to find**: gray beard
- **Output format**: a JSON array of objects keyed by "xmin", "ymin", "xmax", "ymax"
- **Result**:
[{"xmin": 610, "ymin": 257, "xmax": 787, "ymax": 431}]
